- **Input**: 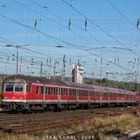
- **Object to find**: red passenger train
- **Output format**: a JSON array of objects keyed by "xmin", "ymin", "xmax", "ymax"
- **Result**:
[{"xmin": 1, "ymin": 75, "xmax": 139, "ymax": 112}]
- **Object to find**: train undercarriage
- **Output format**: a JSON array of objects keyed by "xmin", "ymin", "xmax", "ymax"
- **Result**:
[{"xmin": 1, "ymin": 101, "xmax": 138, "ymax": 113}]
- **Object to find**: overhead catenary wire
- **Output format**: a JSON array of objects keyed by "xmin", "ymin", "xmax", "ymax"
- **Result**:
[
  {"xmin": 107, "ymin": 0, "xmax": 140, "ymax": 33},
  {"xmin": 0, "ymin": 0, "xmax": 139, "ymax": 81},
  {"xmin": 0, "ymin": 9, "xmax": 135, "ymax": 75},
  {"xmin": 62, "ymin": 0, "xmax": 140, "ymax": 58},
  {"xmin": 29, "ymin": 0, "xmax": 109, "ymax": 48},
  {"xmin": 30, "ymin": 0, "xmax": 137, "ymax": 61},
  {"xmin": 13, "ymin": 0, "xmax": 93, "ymax": 48},
  {"xmin": 29, "ymin": 0, "xmax": 126, "ymax": 59},
  {"xmin": 0, "ymin": 36, "xmax": 66, "ymax": 73},
  {"xmin": 0, "ymin": 14, "xmax": 82, "ymax": 47},
  {"xmin": 13, "ymin": 0, "xmax": 93, "ymax": 49}
]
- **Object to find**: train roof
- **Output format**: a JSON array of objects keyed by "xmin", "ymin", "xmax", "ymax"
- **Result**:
[
  {"xmin": 93, "ymin": 86, "xmax": 135, "ymax": 94},
  {"xmin": 3, "ymin": 75, "xmax": 66, "ymax": 86},
  {"xmin": 3, "ymin": 75, "xmax": 136, "ymax": 94},
  {"xmin": 3, "ymin": 75, "xmax": 94, "ymax": 88}
]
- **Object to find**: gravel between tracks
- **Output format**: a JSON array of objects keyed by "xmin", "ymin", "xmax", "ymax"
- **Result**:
[{"xmin": 0, "ymin": 106, "xmax": 140, "ymax": 140}]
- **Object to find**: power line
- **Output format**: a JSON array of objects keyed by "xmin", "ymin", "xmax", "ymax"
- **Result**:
[
  {"xmin": 30, "ymin": 0, "xmax": 104, "ymax": 47},
  {"xmin": 0, "ymin": 0, "xmax": 139, "ymax": 79},
  {"xmin": 1, "ymin": 3, "xmax": 94, "ymax": 50},
  {"xmin": 107, "ymin": 0, "xmax": 140, "ymax": 34},
  {"xmin": 29, "ymin": 0, "xmax": 124, "ymax": 59},
  {"xmin": 14, "ymin": 0, "xmax": 92, "ymax": 48},
  {"xmin": 0, "ymin": 14, "xmax": 82, "ymax": 47},
  {"xmin": 0, "ymin": 15, "xmax": 133, "ymax": 74},
  {"xmin": 62, "ymin": 0, "xmax": 140, "ymax": 58}
]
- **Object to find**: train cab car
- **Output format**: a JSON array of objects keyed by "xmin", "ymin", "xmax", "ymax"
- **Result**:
[
  {"xmin": 1, "ymin": 76, "xmax": 30, "ymax": 111},
  {"xmin": 1, "ymin": 75, "xmax": 71, "ymax": 112},
  {"xmin": 1, "ymin": 75, "xmax": 139, "ymax": 112},
  {"xmin": 1, "ymin": 75, "xmax": 52, "ymax": 111}
]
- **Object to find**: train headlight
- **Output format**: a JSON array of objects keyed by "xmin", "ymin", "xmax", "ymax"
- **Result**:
[
  {"xmin": 20, "ymin": 96, "xmax": 24, "ymax": 100},
  {"xmin": 12, "ymin": 96, "xmax": 15, "ymax": 99}
]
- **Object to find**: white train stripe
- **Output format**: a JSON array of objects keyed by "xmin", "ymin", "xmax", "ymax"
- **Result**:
[{"xmin": 2, "ymin": 99, "xmax": 136, "ymax": 103}]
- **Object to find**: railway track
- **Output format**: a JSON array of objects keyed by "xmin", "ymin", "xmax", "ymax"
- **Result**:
[{"xmin": 0, "ymin": 106, "xmax": 139, "ymax": 136}]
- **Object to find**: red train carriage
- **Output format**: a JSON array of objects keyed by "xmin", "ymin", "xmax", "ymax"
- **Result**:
[{"xmin": 1, "ymin": 75, "xmax": 139, "ymax": 112}]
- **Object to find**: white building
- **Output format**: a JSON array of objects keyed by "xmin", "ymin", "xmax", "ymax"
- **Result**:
[{"xmin": 72, "ymin": 64, "xmax": 84, "ymax": 84}]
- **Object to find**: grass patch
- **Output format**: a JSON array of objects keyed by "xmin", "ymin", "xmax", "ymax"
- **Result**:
[{"xmin": 1, "ymin": 112, "xmax": 140, "ymax": 140}]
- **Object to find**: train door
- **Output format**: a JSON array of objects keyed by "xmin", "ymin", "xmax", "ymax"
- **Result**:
[
  {"xmin": 40, "ymin": 86, "xmax": 44, "ymax": 103},
  {"xmin": 34, "ymin": 85, "xmax": 40, "ymax": 100},
  {"xmin": 43, "ymin": 86, "xmax": 46, "ymax": 104},
  {"xmin": 58, "ymin": 87, "xmax": 61, "ymax": 102},
  {"xmin": 88, "ymin": 90, "xmax": 91, "ymax": 103},
  {"xmin": 76, "ymin": 89, "xmax": 79, "ymax": 104}
]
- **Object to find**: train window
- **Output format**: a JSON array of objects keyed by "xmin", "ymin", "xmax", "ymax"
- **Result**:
[
  {"xmin": 5, "ymin": 85, "xmax": 13, "ymax": 92},
  {"xmin": 79, "ymin": 90, "xmax": 81, "ymax": 96},
  {"xmin": 85, "ymin": 90, "xmax": 88, "ymax": 96},
  {"xmin": 96, "ymin": 92, "xmax": 102, "ymax": 97},
  {"xmin": 108, "ymin": 93, "xmax": 110, "ymax": 98},
  {"xmin": 88, "ymin": 91, "xmax": 92, "ymax": 96},
  {"xmin": 50, "ymin": 87, "xmax": 53, "ymax": 95},
  {"xmin": 55, "ymin": 87, "xmax": 59, "ymax": 95},
  {"xmin": 36, "ymin": 86, "xmax": 39, "ymax": 94},
  {"xmin": 61, "ymin": 88, "xmax": 67, "ymax": 96},
  {"xmin": 71, "ymin": 89, "xmax": 73, "ymax": 96},
  {"xmin": 106, "ymin": 93, "xmax": 108, "ymax": 97},
  {"xmin": 82, "ymin": 90, "xmax": 85, "ymax": 96},
  {"xmin": 82, "ymin": 91, "xmax": 84, "ymax": 96},
  {"xmin": 119, "ymin": 94, "xmax": 122, "ymax": 98},
  {"xmin": 54, "ymin": 87, "xmax": 58, "ymax": 95},
  {"xmin": 81, "ymin": 92, "xmax": 83, "ymax": 96},
  {"xmin": 111, "ymin": 93, "xmax": 113, "ymax": 98},
  {"xmin": 81, "ymin": 90, "xmax": 83, "ymax": 96},
  {"xmin": 15, "ymin": 85, "xmax": 24, "ymax": 92},
  {"xmin": 83, "ymin": 90, "xmax": 85, "ymax": 96},
  {"xmin": 77, "ymin": 90, "xmax": 79, "ymax": 96},
  {"xmin": 26, "ymin": 85, "xmax": 31, "ymax": 92},
  {"xmin": 58, "ymin": 88, "xmax": 61, "ymax": 95},
  {"xmin": 65, "ymin": 89, "xmax": 68, "ymax": 96},
  {"xmin": 74, "ymin": 89, "xmax": 77, "ymax": 96},
  {"xmin": 83, "ymin": 91, "xmax": 85, "ymax": 96},
  {"xmin": 45, "ymin": 87, "xmax": 48, "ymax": 94},
  {"xmin": 70, "ymin": 89, "xmax": 73, "ymax": 96},
  {"xmin": 48, "ymin": 87, "xmax": 51, "ymax": 95},
  {"xmin": 70, "ymin": 89, "xmax": 73, "ymax": 95},
  {"xmin": 59, "ymin": 88, "xmax": 61, "ymax": 95},
  {"xmin": 81, "ymin": 91, "xmax": 83, "ymax": 96},
  {"xmin": 61, "ymin": 88, "xmax": 64, "ymax": 95},
  {"xmin": 82, "ymin": 90, "xmax": 84, "ymax": 96},
  {"xmin": 107, "ymin": 93, "xmax": 109, "ymax": 98},
  {"xmin": 104, "ymin": 93, "xmax": 108, "ymax": 98},
  {"xmin": 108, "ymin": 93, "xmax": 111, "ymax": 98},
  {"xmin": 128, "ymin": 94, "xmax": 131, "ymax": 100},
  {"xmin": 72, "ymin": 89, "xmax": 74, "ymax": 96},
  {"xmin": 86, "ymin": 91, "xmax": 88, "ymax": 96},
  {"xmin": 54, "ymin": 87, "xmax": 56, "ymax": 95},
  {"xmin": 87, "ymin": 91, "xmax": 89, "ymax": 96},
  {"xmin": 41, "ymin": 86, "xmax": 44, "ymax": 94}
]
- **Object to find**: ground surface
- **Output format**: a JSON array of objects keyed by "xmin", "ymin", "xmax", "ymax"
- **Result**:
[{"xmin": 0, "ymin": 106, "xmax": 140, "ymax": 140}]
